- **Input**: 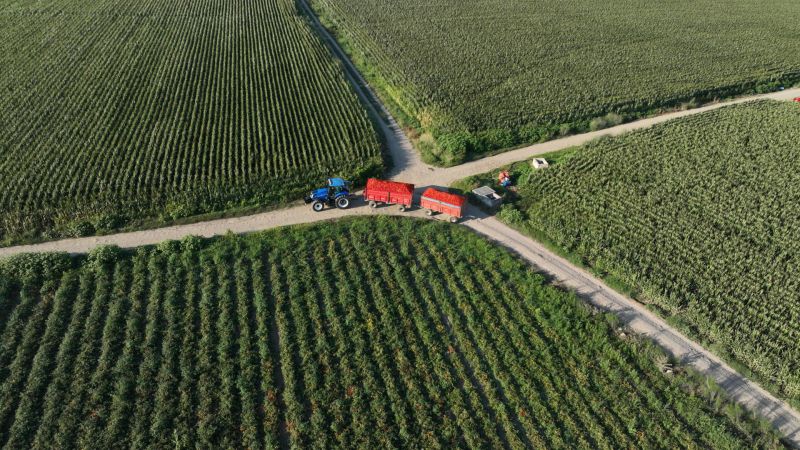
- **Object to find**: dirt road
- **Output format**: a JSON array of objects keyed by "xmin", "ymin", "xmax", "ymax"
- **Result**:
[
  {"xmin": 2, "ymin": 1, "xmax": 800, "ymax": 444},
  {"xmin": 2, "ymin": 85, "xmax": 799, "ymax": 257}
]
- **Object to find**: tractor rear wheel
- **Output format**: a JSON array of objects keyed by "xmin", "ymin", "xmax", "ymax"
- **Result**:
[
  {"xmin": 312, "ymin": 201, "xmax": 325, "ymax": 212},
  {"xmin": 336, "ymin": 197, "xmax": 350, "ymax": 209}
]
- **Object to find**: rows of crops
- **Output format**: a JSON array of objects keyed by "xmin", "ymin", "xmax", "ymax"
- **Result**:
[
  {"xmin": 310, "ymin": 0, "xmax": 800, "ymax": 164},
  {"xmin": 0, "ymin": 217, "xmax": 781, "ymax": 448},
  {"xmin": 0, "ymin": 0, "xmax": 381, "ymax": 245},
  {"xmin": 475, "ymin": 100, "xmax": 800, "ymax": 406}
]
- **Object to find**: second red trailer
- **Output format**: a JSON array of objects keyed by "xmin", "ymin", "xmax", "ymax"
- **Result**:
[{"xmin": 420, "ymin": 188, "xmax": 466, "ymax": 223}]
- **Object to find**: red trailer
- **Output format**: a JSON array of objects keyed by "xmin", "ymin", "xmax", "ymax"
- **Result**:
[
  {"xmin": 364, "ymin": 178, "xmax": 414, "ymax": 211},
  {"xmin": 420, "ymin": 188, "xmax": 466, "ymax": 223},
  {"xmin": 794, "ymin": 97, "xmax": 800, "ymax": 103}
]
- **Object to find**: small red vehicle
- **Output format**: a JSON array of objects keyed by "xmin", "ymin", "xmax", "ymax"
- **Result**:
[
  {"xmin": 364, "ymin": 178, "xmax": 414, "ymax": 211},
  {"xmin": 794, "ymin": 97, "xmax": 800, "ymax": 103},
  {"xmin": 420, "ymin": 188, "xmax": 466, "ymax": 223}
]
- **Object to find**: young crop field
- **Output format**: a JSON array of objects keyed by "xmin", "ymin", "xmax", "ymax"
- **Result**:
[
  {"xmin": 0, "ymin": 217, "xmax": 781, "ymax": 448},
  {"xmin": 0, "ymin": 0, "xmax": 381, "ymax": 245},
  {"xmin": 310, "ymin": 0, "xmax": 800, "ymax": 165},
  {"xmin": 459, "ymin": 100, "xmax": 800, "ymax": 406}
]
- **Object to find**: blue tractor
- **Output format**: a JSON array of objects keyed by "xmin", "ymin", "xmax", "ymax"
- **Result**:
[{"xmin": 304, "ymin": 178, "xmax": 352, "ymax": 212}]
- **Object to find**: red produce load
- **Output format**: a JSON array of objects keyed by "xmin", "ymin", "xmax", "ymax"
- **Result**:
[
  {"xmin": 364, "ymin": 178, "xmax": 415, "ymax": 211},
  {"xmin": 420, "ymin": 188, "xmax": 466, "ymax": 223}
]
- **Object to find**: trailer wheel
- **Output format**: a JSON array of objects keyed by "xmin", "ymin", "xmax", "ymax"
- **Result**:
[
  {"xmin": 398, "ymin": 205, "xmax": 406, "ymax": 212},
  {"xmin": 426, "ymin": 209, "xmax": 433, "ymax": 216},
  {"xmin": 449, "ymin": 216, "xmax": 458, "ymax": 223},
  {"xmin": 312, "ymin": 201, "xmax": 325, "ymax": 212},
  {"xmin": 369, "ymin": 200, "xmax": 377, "ymax": 208},
  {"xmin": 336, "ymin": 197, "xmax": 350, "ymax": 209}
]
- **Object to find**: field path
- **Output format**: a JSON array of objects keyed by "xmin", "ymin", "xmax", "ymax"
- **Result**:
[
  {"xmin": 2, "ymin": 85, "xmax": 798, "ymax": 257},
  {"xmin": 3, "ymin": 1, "xmax": 800, "ymax": 444}
]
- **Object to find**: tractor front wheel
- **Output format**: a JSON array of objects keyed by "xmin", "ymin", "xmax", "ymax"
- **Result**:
[
  {"xmin": 312, "ymin": 201, "xmax": 325, "ymax": 212},
  {"xmin": 336, "ymin": 197, "xmax": 350, "ymax": 209}
]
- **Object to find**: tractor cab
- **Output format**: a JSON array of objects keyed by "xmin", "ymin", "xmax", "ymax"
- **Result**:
[
  {"xmin": 305, "ymin": 178, "xmax": 352, "ymax": 211},
  {"xmin": 328, "ymin": 177, "xmax": 349, "ymax": 196}
]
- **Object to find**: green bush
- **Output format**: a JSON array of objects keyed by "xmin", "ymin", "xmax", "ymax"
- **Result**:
[
  {"xmin": 92, "ymin": 214, "xmax": 125, "ymax": 232},
  {"xmin": 65, "ymin": 221, "xmax": 95, "ymax": 238},
  {"xmin": 434, "ymin": 130, "xmax": 472, "ymax": 164},
  {"xmin": 87, "ymin": 245, "xmax": 122, "ymax": 269},
  {"xmin": 497, "ymin": 204, "xmax": 524, "ymax": 225},
  {"xmin": 180, "ymin": 235, "xmax": 204, "ymax": 253}
]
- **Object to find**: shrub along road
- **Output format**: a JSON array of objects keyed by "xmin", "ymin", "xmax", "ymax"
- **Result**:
[{"xmin": 2, "ymin": 3, "xmax": 800, "ymax": 444}]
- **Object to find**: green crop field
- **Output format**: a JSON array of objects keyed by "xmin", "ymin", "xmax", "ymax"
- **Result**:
[
  {"xmin": 0, "ymin": 0, "xmax": 381, "ymax": 245},
  {"xmin": 458, "ymin": 100, "xmax": 800, "ymax": 406},
  {"xmin": 0, "ymin": 217, "xmax": 780, "ymax": 448},
  {"xmin": 310, "ymin": 0, "xmax": 800, "ymax": 165}
]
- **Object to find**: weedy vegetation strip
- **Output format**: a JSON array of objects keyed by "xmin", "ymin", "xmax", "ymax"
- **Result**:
[
  {"xmin": 459, "ymin": 100, "xmax": 800, "ymax": 409},
  {"xmin": 0, "ymin": 0, "xmax": 382, "ymax": 245},
  {"xmin": 0, "ymin": 216, "xmax": 784, "ymax": 447},
  {"xmin": 310, "ymin": 0, "xmax": 800, "ymax": 165}
]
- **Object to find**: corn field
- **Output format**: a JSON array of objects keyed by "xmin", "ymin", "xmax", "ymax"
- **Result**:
[
  {"xmin": 311, "ymin": 0, "xmax": 800, "ymax": 165},
  {"xmin": 0, "ymin": 217, "xmax": 781, "ymax": 448},
  {"xmin": 0, "ymin": 0, "xmax": 382, "ymax": 245},
  {"xmin": 498, "ymin": 100, "xmax": 800, "ymax": 405}
]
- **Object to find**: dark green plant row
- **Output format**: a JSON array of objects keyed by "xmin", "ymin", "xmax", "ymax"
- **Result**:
[
  {"xmin": 0, "ymin": 0, "xmax": 382, "ymax": 245},
  {"xmin": 0, "ymin": 217, "xmax": 782, "ymax": 448}
]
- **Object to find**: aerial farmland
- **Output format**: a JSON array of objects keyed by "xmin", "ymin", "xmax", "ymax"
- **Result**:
[
  {"xmin": 0, "ymin": 0, "xmax": 382, "ymax": 244},
  {"xmin": 0, "ymin": 218, "xmax": 783, "ymax": 448},
  {"xmin": 456, "ymin": 100, "xmax": 800, "ymax": 406},
  {"xmin": 311, "ymin": 0, "xmax": 800, "ymax": 164},
  {"xmin": 2, "ymin": 0, "xmax": 800, "ymax": 447}
]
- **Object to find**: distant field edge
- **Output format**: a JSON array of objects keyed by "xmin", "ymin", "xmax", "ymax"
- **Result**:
[{"xmin": 306, "ymin": 0, "xmax": 800, "ymax": 167}]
